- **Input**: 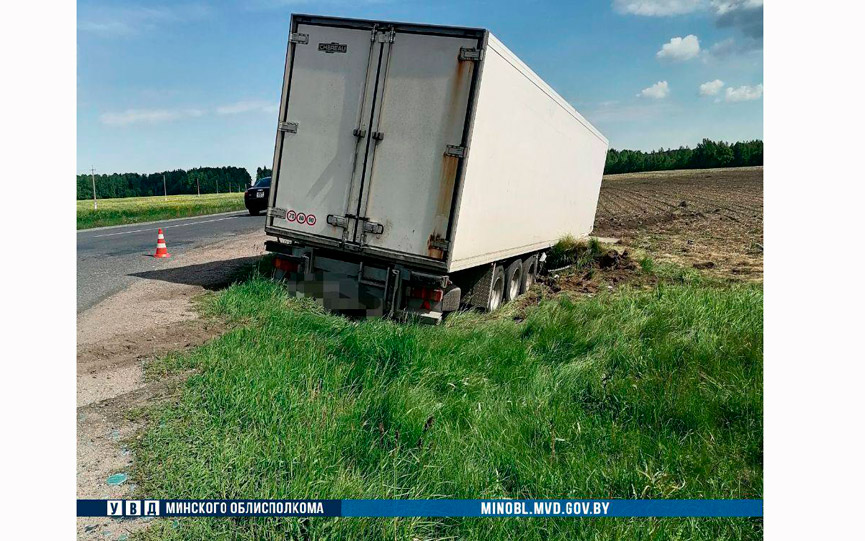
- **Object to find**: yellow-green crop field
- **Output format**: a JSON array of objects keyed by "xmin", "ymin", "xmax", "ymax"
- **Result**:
[{"xmin": 77, "ymin": 193, "xmax": 246, "ymax": 229}]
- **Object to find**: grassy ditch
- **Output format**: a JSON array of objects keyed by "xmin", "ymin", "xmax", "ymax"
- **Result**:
[
  {"xmin": 135, "ymin": 257, "xmax": 763, "ymax": 539},
  {"xmin": 76, "ymin": 193, "xmax": 245, "ymax": 229}
]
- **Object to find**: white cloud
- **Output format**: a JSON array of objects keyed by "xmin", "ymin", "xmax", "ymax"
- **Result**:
[
  {"xmin": 613, "ymin": 0, "xmax": 703, "ymax": 16},
  {"xmin": 216, "ymin": 100, "xmax": 278, "ymax": 115},
  {"xmin": 724, "ymin": 83, "xmax": 763, "ymax": 102},
  {"xmin": 710, "ymin": 0, "xmax": 763, "ymax": 39},
  {"xmin": 637, "ymin": 81, "xmax": 670, "ymax": 99},
  {"xmin": 656, "ymin": 35, "xmax": 701, "ymax": 61},
  {"xmin": 614, "ymin": 0, "xmax": 763, "ymax": 43},
  {"xmin": 100, "ymin": 99, "xmax": 278, "ymax": 126},
  {"xmin": 99, "ymin": 108, "xmax": 204, "ymax": 126},
  {"xmin": 699, "ymin": 79, "xmax": 725, "ymax": 96},
  {"xmin": 584, "ymin": 100, "xmax": 674, "ymax": 124},
  {"xmin": 78, "ymin": 3, "xmax": 211, "ymax": 37},
  {"xmin": 711, "ymin": 0, "xmax": 762, "ymax": 16}
]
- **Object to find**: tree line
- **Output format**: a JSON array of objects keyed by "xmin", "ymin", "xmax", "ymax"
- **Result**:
[
  {"xmin": 76, "ymin": 166, "xmax": 260, "ymax": 200},
  {"xmin": 78, "ymin": 138, "xmax": 762, "ymax": 200},
  {"xmin": 255, "ymin": 166, "xmax": 272, "ymax": 180},
  {"xmin": 605, "ymin": 138, "xmax": 762, "ymax": 175}
]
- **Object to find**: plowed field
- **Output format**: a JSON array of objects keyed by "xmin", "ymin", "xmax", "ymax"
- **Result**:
[{"xmin": 594, "ymin": 166, "xmax": 763, "ymax": 280}]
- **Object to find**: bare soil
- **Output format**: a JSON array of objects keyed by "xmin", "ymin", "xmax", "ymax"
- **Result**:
[
  {"xmin": 594, "ymin": 166, "xmax": 763, "ymax": 281},
  {"xmin": 76, "ymin": 231, "xmax": 267, "ymax": 539}
]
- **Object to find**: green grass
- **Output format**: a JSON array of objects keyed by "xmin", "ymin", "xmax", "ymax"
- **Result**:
[
  {"xmin": 135, "ymin": 270, "xmax": 762, "ymax": 540},
  {"xmin": 76, "ymin": 193, "xmax": 245, "ymax": 229},
  {"xmin": 546, "ymin": 234, "xmax": 604, "ymax": 269}
]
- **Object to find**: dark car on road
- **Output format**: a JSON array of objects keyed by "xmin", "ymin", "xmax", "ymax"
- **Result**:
[{"xmin": 244, "ymin": 176, "xmax": 271, "ymax": 215}]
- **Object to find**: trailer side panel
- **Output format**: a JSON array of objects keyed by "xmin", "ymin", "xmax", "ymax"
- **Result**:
[{"xmin": 448, "ymin": 34, "xmax": 609, "ymax": 272}]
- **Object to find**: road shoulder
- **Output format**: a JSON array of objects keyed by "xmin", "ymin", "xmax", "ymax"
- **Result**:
[{"xmin": 76, "ymin": 230, "xmax": 267, "ymax": 539}]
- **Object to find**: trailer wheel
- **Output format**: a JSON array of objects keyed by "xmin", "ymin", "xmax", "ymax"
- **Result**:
[
  {"xmin": 504, "ymin": 259, "xmax": 523, "ymax": 302},
  {"xmin": 488, "ymin": 266, "xmax": 505, "ymax": 311},
  {"xmin": 521, "ymin": 255, "xmax": 538, "ymax": 293}
]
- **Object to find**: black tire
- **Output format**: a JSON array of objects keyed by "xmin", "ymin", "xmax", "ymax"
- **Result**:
[
  {"xmin": 504, "ymin": 259, "xmax": 523, "ymax": 302},
  {"xmin": 521, "ymin": 255, "xmax": 538, "ymax": 293},
  {"xmin": 487, "ymin": 266, "xmax": 505, "ymax": 311},
  {"xmin": 248, "ymin": 208, "xmax": 261, "ymax": 216}
]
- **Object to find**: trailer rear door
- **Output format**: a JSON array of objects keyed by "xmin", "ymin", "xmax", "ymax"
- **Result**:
[
  {"xmin": 354, "ymin": 32, "xmax": 478, "ymax": 261},
  {"xmin": 269, "ymin": 23, "xmax": 379, "ymax": 243},
  {"xmin": 270, "ymin": 19, "xmax": 481, "ymax": 264}
]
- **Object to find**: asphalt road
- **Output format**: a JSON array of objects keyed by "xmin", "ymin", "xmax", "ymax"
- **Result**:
[{"xmin": 77, "ymin": 211, "xmax": 265, "ymax": 312}]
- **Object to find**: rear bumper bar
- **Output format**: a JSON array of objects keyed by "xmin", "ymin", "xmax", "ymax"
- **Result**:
[{"xmin": 264, "ymin": 227, "xmax": 449, "ymax": 273}]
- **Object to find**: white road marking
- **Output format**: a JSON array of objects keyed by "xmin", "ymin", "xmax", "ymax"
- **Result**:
[{"xmin": 89, "ymin": 214, "xmax": 244, "ymax": 238}]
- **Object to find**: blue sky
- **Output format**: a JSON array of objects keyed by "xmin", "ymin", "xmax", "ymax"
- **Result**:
[{"xmin": 77, "ymin": 0, "xmax": 763, "ymax": 177}]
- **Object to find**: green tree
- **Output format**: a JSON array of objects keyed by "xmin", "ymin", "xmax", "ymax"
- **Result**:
[
  {"xmin": 603, "ymin": 139, "xmax": 762, "ymax": 175},
  {"xmin": 256, "ymin": 166, "xmax": 272, "ymax": 180}
]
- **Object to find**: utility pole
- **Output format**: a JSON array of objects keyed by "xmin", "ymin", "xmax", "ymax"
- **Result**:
[
  {"xmin": 91, "ymin": 167, "xmax": 97, "ymax": 210},
  {"xmin": 196, "ymin": 176, "xmax": 200, "ymax": 197},
  {"xmin": 216, "ymin": 179, "xmax": 219, "ymax": 194},
  {"xmin": 163, "ymin": 174, "xmax": 167, "ymax": 200}
]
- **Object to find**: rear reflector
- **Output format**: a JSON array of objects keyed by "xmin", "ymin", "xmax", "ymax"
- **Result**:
[
  {"xmin": 274, "ymin": 258, "xmax": 299, "ymax": 273},
  {"xmin": 408, "ymin": 287, "xmax": 443, "ymax": 302}
]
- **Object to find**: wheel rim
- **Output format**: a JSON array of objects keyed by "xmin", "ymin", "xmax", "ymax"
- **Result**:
[
  {"xmin": 490, "ymin": 277, "xmax": 504, "ymax": 311},
  {"xmin": 525, "ymin": 270, "xmax": 534, "ymax": 289},
  {"xmin": 509, "ymin": 268, "xmax": 521, "ymax": 299}
]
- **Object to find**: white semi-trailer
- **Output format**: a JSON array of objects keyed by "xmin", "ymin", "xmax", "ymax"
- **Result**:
[{"xmin": 265, "ymin": 14, "xmax": 608, "ymax": 321}]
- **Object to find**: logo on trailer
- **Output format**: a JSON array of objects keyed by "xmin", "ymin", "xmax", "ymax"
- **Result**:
[{"xmin": 318, "ymin": 42, "xmax": 347, "ymax": 54}]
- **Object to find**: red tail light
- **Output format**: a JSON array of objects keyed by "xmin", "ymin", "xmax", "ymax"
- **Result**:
[
  {"xmin": 408, "ymin": 287, "xmax": 443, "ymax": 302},
  {"xmin": 274, "ymin": 258, "xmax": 299, "ymax": 273}
]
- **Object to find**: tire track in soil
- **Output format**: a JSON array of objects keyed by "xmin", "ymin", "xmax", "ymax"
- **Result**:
[
  {"xmin": 647, "ymin": 188, "xmax": 756, "ymax": 220},
  {"xmin": 600, "ymin": 188, "xmax": 665, "ymax": 218}
]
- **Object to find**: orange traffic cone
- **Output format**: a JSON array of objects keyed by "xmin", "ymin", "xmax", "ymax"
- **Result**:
[{"xmin": 154, "ymin": 228, "xmax": 171, "ymax": 258}]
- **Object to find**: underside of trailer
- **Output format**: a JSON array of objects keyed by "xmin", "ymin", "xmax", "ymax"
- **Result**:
[{"xmin": 266, "ymin": 239, "xmax": 546, "ymax": 323}]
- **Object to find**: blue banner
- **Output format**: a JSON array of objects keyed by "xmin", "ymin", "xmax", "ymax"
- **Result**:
[{"xmin": 77, "ymin": 499, "xmax": 762, "ymax": 518}]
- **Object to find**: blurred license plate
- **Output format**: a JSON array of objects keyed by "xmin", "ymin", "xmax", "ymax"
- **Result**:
[{"xmin": 256, "ymin": 191, "xmax": 265, "ymax": 198}]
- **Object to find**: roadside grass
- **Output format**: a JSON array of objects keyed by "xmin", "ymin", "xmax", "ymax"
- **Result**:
[
  {"xmin": 76, "ymin": 193, "xmax": 245, "ymax": 229},
  {"xmin": 135, "ymin": 264, "xmax": 763, "ymax": 539}
]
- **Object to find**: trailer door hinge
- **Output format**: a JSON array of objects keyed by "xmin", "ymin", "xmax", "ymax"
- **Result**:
[
  {"xmin": 353, "ymin": 128, "xmax": 367, "ymax": 138},
  {"xmin": 444, "ymin": 145, "xmax": 466, "ymax": 158},
  {"xmin": 362, "ymin": 221, "xmax": 384, "ymax": 235},
  {"xmin": 459, "ymin": 47, "xmax": 484, "ymax": 61},
  {"xmin": 429, "ymin": 236, "xmax": 450, "ymax": 251},
  {"xmin": 268, "ymin": 207, "xmax": 287, "ymax": 219},
  {"xmin": 371, "ymin": 131, "xmax": 384, "ymax": 141},
  {"xmin": 326, "ymin": 214, "xmax": 349, "ymax": 228},
  {"xmin": 375, "ymin": 29, "xmax": 395, "ymax": 43},
  {"xmin": 289, "ymin": 32, "xmax": 309, "ymax": 44},
  {"xmin": 279, "ymin": 121, "xmax": 298, "ymax": 134}
]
